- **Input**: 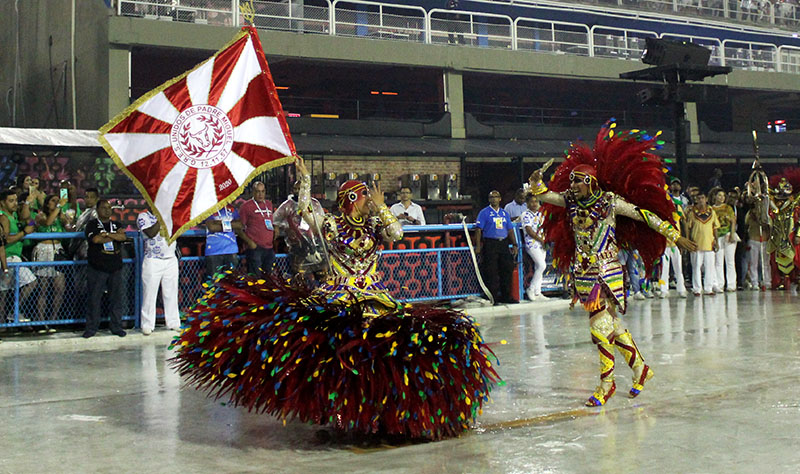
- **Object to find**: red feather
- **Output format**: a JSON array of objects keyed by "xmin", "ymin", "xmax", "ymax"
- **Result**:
[{"xmin": 541, "ymin": 121, "xmax": 675, "ymax": 275}]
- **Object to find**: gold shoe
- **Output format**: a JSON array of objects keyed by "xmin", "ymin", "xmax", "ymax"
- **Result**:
[
  {"xmin": 586, "ymin": 381, "xmax": 616, "ymax": 407},
  {"xmin": 629, "ymin": 364, "xmax": 654, "ymax": 398}
]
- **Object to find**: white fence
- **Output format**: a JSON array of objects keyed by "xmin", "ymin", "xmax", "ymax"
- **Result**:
[{"xmin": 117, "ymin": 0, "xmax": 800, "ymax": 75}]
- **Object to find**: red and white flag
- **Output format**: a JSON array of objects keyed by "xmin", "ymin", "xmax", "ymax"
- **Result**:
[{"xmin": 99, "ymin": 27, "xmax": 296, "ymax": 242}]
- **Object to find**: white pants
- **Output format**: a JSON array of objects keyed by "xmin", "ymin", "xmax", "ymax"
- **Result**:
[
  {"xmin": 525, "ymin": 246, "xmax": 546, "ymax": 296},
  {"xmin": 714, "ymin": 235, "xmax": 737, "ymax": 291},
  {"xmin": 747, "ymin": 240, "xmax": 771, "ymax": 287},
  {"xmin": 659, "ymin": 246, "xmax": 686, "ymax": 294},
  {"xmin": 691, "ymin": 251, "xmax": 716, "ymax": 294},
  {"xmin": 140, "ymin": 256, "xmax": 180, "ymax": 331}
]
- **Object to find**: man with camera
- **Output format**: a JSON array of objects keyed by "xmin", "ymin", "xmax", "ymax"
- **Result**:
[{"xmin": 390, "ymin": 186, "xmax": 426, "ymax": 226}]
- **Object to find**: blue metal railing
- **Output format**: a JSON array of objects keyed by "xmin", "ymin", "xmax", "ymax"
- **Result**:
[{"xmin": 0, "ymin": 224, "xmax": 556, "ymax": 329}]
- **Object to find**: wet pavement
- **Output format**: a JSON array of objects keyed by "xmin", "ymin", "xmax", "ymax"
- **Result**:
[{"xmin": 1, "ymin": 291, "xmax": 799, "ymax": 473}]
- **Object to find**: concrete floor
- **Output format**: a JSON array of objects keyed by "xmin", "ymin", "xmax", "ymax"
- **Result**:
[{"xmin": 1, "ymin": 291, "xmax": 799, "ymax": 473}]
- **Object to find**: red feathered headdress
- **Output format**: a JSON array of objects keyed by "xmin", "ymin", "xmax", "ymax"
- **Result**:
[
  {"xmin": 541, "ymin": 120, "xmax": 675, "ymax": 275},
  {"xmin": 769, "ymin": 167, "xmax": 800, "ymax": 197}
]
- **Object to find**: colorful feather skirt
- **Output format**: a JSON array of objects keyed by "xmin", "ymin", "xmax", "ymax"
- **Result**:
[{"xmin": 170, "ymin": 272, "xmax": 500, "ymax": 440}]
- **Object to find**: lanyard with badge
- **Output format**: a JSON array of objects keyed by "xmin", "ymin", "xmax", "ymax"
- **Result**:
[
  {"xmin": 98, "ymin": 219, "xmax": 115, "ymax": 252},
  {"xmin": 252, "ymin": 199, "xmax": 274, "ymax": 231},
  {"xmin": 219, "ymin": 207, "xmax": 233, "ymax": 233}
]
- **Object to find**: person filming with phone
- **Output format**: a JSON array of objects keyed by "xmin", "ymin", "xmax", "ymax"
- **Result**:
[
  {"xmin": 390, "ymin": 186, "xmax": 426, "ymax": 226},
  {"xmin": 58, "ymin": 180, "xmax": 81, "ymax": 230}
]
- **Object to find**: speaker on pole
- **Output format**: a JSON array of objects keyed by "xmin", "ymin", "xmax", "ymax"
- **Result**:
[{"xmin": 641, "ymin": 38, "xmax": 711, "ymax": 67}]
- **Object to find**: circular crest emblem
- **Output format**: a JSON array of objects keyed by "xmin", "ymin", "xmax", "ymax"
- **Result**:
[{"xmin": 170, "ymin": 105, "xmax": 234, "ymax": 169}]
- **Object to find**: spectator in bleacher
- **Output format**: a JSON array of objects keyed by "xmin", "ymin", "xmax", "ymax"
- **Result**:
[
  {"xmin": 390, "ymin": 186, "xmax": 426, "ymax": 226},
  {"xmin": 15, "ymin": 175, "xmax": 32, "ymax": 196},
  {"xmin": 17, "ymin": 174, "xmax": 42, "ymax": 213},
  {"xmin": 776, "ymin": 0, "xmax": 795, "ymax": 25},
  {"xmin": 0, "ymin": 189, "xmax": 36, "ymax": 320},
  {"xmin": 32, "ymin": 194, "xmax": 69, "ymax": 331},
  {"xmin": 137, "ymin": 207, "xmax": 180, "ymax": 336},
  {"xmin": 238, "ymin": 181, "xmax": 276, "ymax": 276},
  {"xmin": 504, "ymin": 188, "xmax": 528, "ymax": 221},
  {"xmin": 203, "ymin": 204, "xmax": 243, "ymax": 277},
  {"xmin": 83, "ymin": 199, "xmax": 127, "ymax": 338},
  {"xmin": 475, "ymin": 189, "xmax": 519, "ymax": 304},
  {"xmin": 59, "ymin": 180, "xmax": 81, "ymax": 230},
  {"xmin": 0, "ymin": 222, "xmax": 8, "ymax": 274},
  {"xmin": 274, "ymin": 180, "xmax": 328, "ymax": 277},
  {"xmin": 445, "ymin": 0, "xmax": 465, "ymax": 44},
  {"xmin": 8, "ymin": 184, "xmax": 32, "ymax": 225},
  {"xmin": 707, "ymin": 168, "xmax": 723, "ymax": 191},
  {"xmin": 28, "ymin": 177, "xmax": 45, "ymax": 212},
  {"xmin": 71, "ymin": 187, "xmax": 100, "ymax": 260}
]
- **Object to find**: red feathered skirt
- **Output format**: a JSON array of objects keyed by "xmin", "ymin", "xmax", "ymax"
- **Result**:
[{"xmin": 170, "ymin": 273, "xmax": 500, "ymax": 440}]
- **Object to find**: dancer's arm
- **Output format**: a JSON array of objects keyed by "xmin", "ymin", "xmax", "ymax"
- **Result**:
[
  {"xmin": 295, "ymin": 157, "xmax": 326, "ymax": 227},
  {"xmin": 526, "ymin": 169, "xmax": 565, "ymax": 207},
  {"xmin": 368, "ymin": 181, "xmax": 403, "ymax": 242},
  {"xmin": 615, "ymin": 196, "xmax": 698, "ymax": 252}
]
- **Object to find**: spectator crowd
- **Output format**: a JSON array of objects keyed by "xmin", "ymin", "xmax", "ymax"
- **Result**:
[{"xmin": 1, "ymin": 170, "xmax": 797, "ymax": 337}]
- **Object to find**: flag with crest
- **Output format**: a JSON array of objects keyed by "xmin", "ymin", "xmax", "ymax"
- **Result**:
[{"xmin": 99, "ymin": 26, "xmax": 296, "ymax": 242}]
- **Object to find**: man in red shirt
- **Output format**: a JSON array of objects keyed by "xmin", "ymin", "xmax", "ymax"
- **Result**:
[{"xmin": 238, "ymin": 181, "xmax": 275, "ymax": 276}]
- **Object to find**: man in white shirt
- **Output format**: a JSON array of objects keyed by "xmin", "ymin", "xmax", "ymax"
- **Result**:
[
  {"xmin": 390, "ymin": 186, "xmax": 426, "ymax": 226},
  {"xmin": 504, "ymin": 188, "xmax": 527, "ymax": 221},
  {"xmin": 137, "ymin": 208, "xmax": 180, "ymax": 335}
]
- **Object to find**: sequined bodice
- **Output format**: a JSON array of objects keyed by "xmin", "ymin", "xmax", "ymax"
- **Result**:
[
  {"xmin": 769, "ymin": 197, "xmax": 799, "ymax": 251},
  {"xmin": 567, "ymin": 192, "xmax": 619, "ymax": 268},
  {"xmin": 322, "ymin": 214, "xmax": 384, "ymax": 278}
]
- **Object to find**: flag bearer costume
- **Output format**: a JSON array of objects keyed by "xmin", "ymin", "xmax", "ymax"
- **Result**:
[{"xmin": 171, "ymin": 160, "xmax": 499, "ymax": 440}]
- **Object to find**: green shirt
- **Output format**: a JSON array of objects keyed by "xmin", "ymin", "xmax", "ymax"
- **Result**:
[
  {"xmin": 38, "ymin": 215, "xmax": 66, "ymax": 234},
  {"xmin": 0, "ymin": 209, "xmax": 23, "ymax": 257},
  {"xmin": 61, "ymin": 202, "xmax": 81, "ymax": 220},
  {"xmin": 713, "ymin": 204, "xmax": 735, "ymax": 236}
]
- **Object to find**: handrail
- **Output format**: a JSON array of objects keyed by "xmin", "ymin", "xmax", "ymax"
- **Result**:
[
  {"xmin": 777, "ymin": 44, "xmax": 800, "ymax": 73},
  {"xmin": 115, "ymin": 0, "xmax": 800, "ymax": 76},
  {"xmin": 2, "ymin": 222, "xmax": 551, "ymax": 328},
  {"xmin": 513, "ymin": 17, "xmax": 591, "ymax": 56},
  {"xmin": 428, "ymin": 8, "xmax": 515, "ymax": 49},
  {"xmin": 332, "ymin": 0, "xmax": 426, "ymax": 42},
  {"xmin": 721, "ymin": 38, "xmax": 779, "ymax": 71},
  {"xmin": 589, "ymin": 25, "xmax": 658, "ymax": 60}
]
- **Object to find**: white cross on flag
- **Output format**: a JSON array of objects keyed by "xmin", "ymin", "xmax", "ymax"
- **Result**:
[{"xmin": 99, "ymin": 26, "xmax": 296, "ymax": 242}]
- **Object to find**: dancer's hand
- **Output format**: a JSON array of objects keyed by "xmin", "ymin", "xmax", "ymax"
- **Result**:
[
  {"xmin": 295, "ymin": 156, "xmax": 309, "ymax": 177},
  {"xmin": 369, "ymin": 181, "xmax": 385, "ymax": 208},
  {"xmin": 527, "ymin": 158, "xmax": 553, "ymax": 187},
  {"xmin": 528, "ymin": 169, "xmax": 542, "ymax": 186},
  {"xmin": 676, "ymin": 236, "xmax": 697, "ymax": 252}
]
